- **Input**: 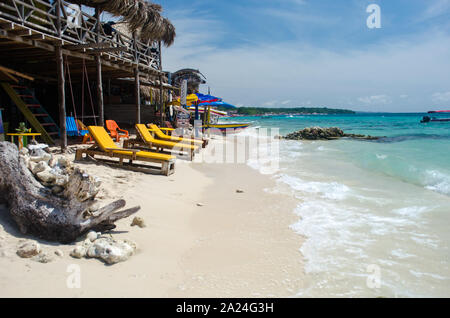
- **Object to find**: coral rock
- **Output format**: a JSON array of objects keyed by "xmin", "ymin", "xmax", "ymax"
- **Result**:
[
  {"xmin": 131, "ymin": 217, "xmax": 146, "ymax": 228},
  {"xmin": 33, "ymin": 252, "xmax": 53, "ymax": 263},
  {"xmin": 70, "ymin": 246, "xmax": 87, "ymax": 259},
  {"xmin": 86, "ymin": 238, "xmax": 137, "ymax": 265},
  {"xmin": 17, "ymin": 241, "xmax": 41, "ymax": 258}
]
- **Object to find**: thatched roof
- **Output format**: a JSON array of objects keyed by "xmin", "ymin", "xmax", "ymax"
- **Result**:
[
  {"xmin": 172, "ymin": 69, "xmax": 206, "ymax": 94},
  {"xmin": 69, "ymin": 0, "xmax": 176, "ymax": 46}
]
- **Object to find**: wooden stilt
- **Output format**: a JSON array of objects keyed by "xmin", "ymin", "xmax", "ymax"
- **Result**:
[
  {"xmin": 95, "ymin": 7, "xmax": 104, "ymax": 126},
  {"xmin": 135, "ymin": 67, "xmax": 141, "ymax": 124},
  {"xmin": 56, "ymin": 46, "xmax": 66, "ymax": 151},
  {"xmin": 158, "ymin": 41, "xmax": 164, "ymax": 126},
  {"xmin": 56, "ymin": 0, "xmax": 66, "ymax": 151}
]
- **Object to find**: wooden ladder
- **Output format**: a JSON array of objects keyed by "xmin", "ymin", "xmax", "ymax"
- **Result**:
[{"xmin": 1, "ymin": 83, "xmax": 59, "ymax": 145}]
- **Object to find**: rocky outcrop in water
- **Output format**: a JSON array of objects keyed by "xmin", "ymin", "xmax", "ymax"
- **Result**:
[{"xmin": 283, "ymin": 127, "xmax": 382, "ymax": 141}]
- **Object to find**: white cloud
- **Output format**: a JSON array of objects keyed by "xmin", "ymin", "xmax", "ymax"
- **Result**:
[
  {"xmin": 421, "ymin": 0, "xmax": 450, "ymax": 21},
  {"xmin": 263, "ymin": 100, "xmax": 278, "ymax": 107},
  {"xmin": 281, "ymin": 100, "xmax": 291, "ymax": 105},
  {"xmin": 432, "ymin": 91, "xmax": 450, "ymax": 102},
  {"xmin": 358, "ymin": 95, "xmax": 392, "ymax": 105}
]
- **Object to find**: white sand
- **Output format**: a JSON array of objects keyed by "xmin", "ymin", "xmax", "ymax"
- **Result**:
[{"xmin": 0, "ymin": 141, "xmax": 304, "ymax": 297}]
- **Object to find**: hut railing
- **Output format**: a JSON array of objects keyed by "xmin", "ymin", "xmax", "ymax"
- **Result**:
[{"xmin": 0, "ymin": 0, "xmax": 161, "ymax": 70}]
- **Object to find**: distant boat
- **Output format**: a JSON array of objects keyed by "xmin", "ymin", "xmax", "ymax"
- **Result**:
[
  {"xmin": 428, "ymin": 110, "xmax": 450, "ymax": 113},
  {"xmin": 421, "ymin": 116, "xmax": 450, "ymax": 123}
]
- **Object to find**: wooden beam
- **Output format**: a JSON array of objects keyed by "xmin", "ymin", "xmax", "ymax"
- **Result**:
[
  {"xmin": 63, "ymin": 42, "xmax": 110, "ymax": 50},
  {"xmin": 0, "ymin": 65, "xmax": 34, "ymax": 81},
  {"xmin": 89, "ymin": 47, "xmax": 128, "ymax": 53},
  {"xmin": 10, "ymin": 29, "xmax": 32, "ymax": 36},
  {"xmin": 0, "ymin": 22, "xmax": 14, "ymax": 30},
  {"xmin": 0, "ymin": 70, "xmax": 19, "ymax": 83}
]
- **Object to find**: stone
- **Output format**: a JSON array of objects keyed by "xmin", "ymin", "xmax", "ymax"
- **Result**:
[
  {"xmin": 86, "ymin": 238, "xmax": 137, "ymax": 265},
  {"xmin": 32, "ymin": 252, "xmax": 53, "ymax": 263},
  {"xmin": 58, "ymin": 157, "xmax": 71, "ymax": 168},
  {"xmin": 52, "ymin": 186, "xmax": 64, "ymax": 195},
  {"xmin": 131, "ymin": 217, "xmax": 146, "ymax": 228},
  {"xmin": 82, "ymin": 238, "xmax": 93, "ymax": 247},
  {"xmin": 86, "ymin": 231, "xmax": 98, "ymax": 242},
  {"xmin": 19, "ymin": 148, "xmax": 29, "ymax": 156},
  {"xmin": 17, "ymin": 241, "xmax": 41, "ymax": 258},
  {"xmin": 32, "ymin": 161, "xmax": 50, "ymax": 175},
  {"xmin": 54, "ymin": 174, "xmax": 69, "ymax": 187},
  {"xmin": 70, "ymin": 246, "xmax": 87, "ymax": 259},
  {"xmin": 36, "ymin": 170, "xmax": 56, "ymax": 184},
  {"xmin": 236, "ymin": 189, "xmax": 245, "ymax": 193},
  {"xmin": 30, "ymin": 152, "xmax": 52, "ymax": 164},
  {"xmin": 28, "ymin": 161, "xmax": 37, "ymax": 172},
  {"xmin": 54, "ymin": 250, "xmax": 64, "ymax": 257},
  {"xmin": 284, "ymin": 127, "xmax": 382, "ymax": 141}
]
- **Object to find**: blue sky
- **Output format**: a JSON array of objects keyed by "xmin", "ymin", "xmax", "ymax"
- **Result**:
[{"xmin": 155, "ymin": 0, "xmax": 450, "ymax": 112}]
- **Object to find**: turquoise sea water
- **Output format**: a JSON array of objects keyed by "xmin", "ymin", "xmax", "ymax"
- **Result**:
[{"xmin": 225, "ymin": 113, "xmax": 450, "ymax": 297}]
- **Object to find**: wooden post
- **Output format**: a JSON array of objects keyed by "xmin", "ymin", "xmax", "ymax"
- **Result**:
[
  {"xmin": 158, "ymin": 41, "xmax": 164, "ymax": 126},
  {"xmin": 56, "ymin": 0, "xmax": 66, "ymax": 151},
  {"xmin": 134, "ymin": 67, "xmax": 141, "ymax": 124},
  {"xmin": 95, "ymin": 7, "xmax": 104, "ymax": 126},
  {"xmin": 207, "ymin": 105, "xmax": 211, "ymax": 138},
  {"xmin": 133, "ymin": 32, "xmax": 141, "ymax": 124}
]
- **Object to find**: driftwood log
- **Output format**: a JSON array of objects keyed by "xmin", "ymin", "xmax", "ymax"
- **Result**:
[{"xmin": 0, "ymin": 142, "xmax": 140, "ymax": 243}]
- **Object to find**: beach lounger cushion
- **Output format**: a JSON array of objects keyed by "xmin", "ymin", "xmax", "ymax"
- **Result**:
[
  {"xmin": 136, "ymin": 124, "xmax": 197, "ymax": 150},
  {"xmin": 148, "ymin": 124, "xmax": 204, "ymax": 146},
  {"xmin": 88, "ymin": 126, "xmax": 175, "ymax": 161}
]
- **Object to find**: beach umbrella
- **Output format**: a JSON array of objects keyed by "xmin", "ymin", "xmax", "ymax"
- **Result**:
[
  {"xmin": 196, "ymin": 93, "xmax": 222, "ymax": 104},
  {"xmin": 198, "ymin": 101, "xmax": 237, "ymax": 109}
]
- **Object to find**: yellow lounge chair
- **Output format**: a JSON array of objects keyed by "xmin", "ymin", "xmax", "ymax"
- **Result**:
[
  {"xmin": 148, "ymin": 124, "xmax": 208, "ymax": 148},
  {"xmin": 75, "ymin": 126, "xmax": 175, "ymax": 176},
  {"xmin": 124, "ymin": 124, "xmax": 199, "ymax": 161}
]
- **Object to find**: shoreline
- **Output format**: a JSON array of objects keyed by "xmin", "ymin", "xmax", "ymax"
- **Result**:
[{"xmin": 0, "ymin": 141, "xmax": 304, "ymax": 298}]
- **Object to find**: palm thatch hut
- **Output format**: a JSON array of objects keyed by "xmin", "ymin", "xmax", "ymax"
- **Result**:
[
  {"xmin": 0, "ymin": 0, "xmax": 177, "ymax": 150},
  {"xmin": 171, "ymin": 69, "xmax": 207, "ymax": 94},
  {"xmin": 68, "ymin": 0, "xmax": 176, "ymax": 46},
  {"xmin": 65, "ymin": 0, "xmax": 177, "ymax": 127}
]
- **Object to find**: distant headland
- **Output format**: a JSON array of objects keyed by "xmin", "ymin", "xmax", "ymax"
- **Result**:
[{"xmin": 226, "ymin": 107, "xmax": 356, "ymax": 116}]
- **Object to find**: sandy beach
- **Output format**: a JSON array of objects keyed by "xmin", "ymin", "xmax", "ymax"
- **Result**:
[{"xmin": 0, "ymin": 139, "xmax": 304, "ymax": 298}]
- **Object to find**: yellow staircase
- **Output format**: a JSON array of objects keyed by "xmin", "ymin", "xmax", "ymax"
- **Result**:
[{"xmin": 1, "ymin": 83, "xmax": 59, "ymax": 145}]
